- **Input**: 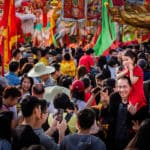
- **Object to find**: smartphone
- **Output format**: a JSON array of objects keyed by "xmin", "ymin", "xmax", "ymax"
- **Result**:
[
  {"xmin": 56, "ymin": 109, "xmax": 64, "ymax": 123},
  {"xmin": 92, "ymin": 87, "xmax": 101, "ymax": 94}
]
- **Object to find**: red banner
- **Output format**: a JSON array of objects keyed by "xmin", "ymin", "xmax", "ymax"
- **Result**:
[{"xmin": 62, "ymin": 0, "xmax": 87, "ymax": 21}]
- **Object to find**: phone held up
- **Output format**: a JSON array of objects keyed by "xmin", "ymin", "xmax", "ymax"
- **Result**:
[{"xmin": 56, "ymin": 109, "xmax": 64, "ymax": 123}]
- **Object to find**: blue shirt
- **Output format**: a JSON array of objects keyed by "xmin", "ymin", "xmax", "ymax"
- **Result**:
[
  {"xmin": 34, "ymin": 128, "xmax": 59, "ymax": 150},
  {"xmin": 0, "ymin": 139, "xmax": 11, "ymax": 150},
  {"xmin": 5, "ymin": 72, "xmax": 20, "ymax": 86}
]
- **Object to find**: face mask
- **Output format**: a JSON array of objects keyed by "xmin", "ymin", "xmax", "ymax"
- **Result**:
[
  {"xmin": 49, "ymin": 57, "xmax": 53, "ymax": 63},
  {"xmin": 23, "ymin": 52, "xmax": 27, "ymax": 58}
]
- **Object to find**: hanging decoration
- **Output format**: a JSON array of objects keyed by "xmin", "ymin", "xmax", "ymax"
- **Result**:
[{"xmin": 62, "ymin": 0, "xmax": 87, "ymax": 21}]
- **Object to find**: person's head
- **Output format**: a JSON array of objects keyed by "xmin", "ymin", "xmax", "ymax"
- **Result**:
[
  {"xmin": 63, "ymin": 52, "xmax": 71, "ymax": 61},
  {"xmin": 32, "ymin": 83, "xmax": 45, "ymax": 99},
  {"xmin": 41, "ymin": 47, "xmax": 49, "ymax": 59},
  {"xmin": 107, "ymin": 56, "xmax": 119, "ymax": 67},
  {"xmin": 49, "ymin": 50, "xmax": 57, "ymax": 62},
  {"xmin": 0, "ymin": 111, "xmax": 13, "ymax": 142},
  {"xmin": 77, "ymin": 108, "xmax": 96, "ymax": 131},
  {"xmin": 137, "ymin": 59, "xmax": 148, "ymax": 70},
  {"xmin": 21, "ymin": 96, "xmax": 41, "ymax": 120},
  {"xmin": 117, "ymin": 76, "xmax": 132, "ymax": 101},
  {"xmin": 97, "ymin": 55, "xmax": 107, "ymax": 70},
  {"xmin": 9, "ymin": 61, "xmax": 20, "ymax": 73},
  {"xmin": 12, "ymin": 49, "xmax": 22, "ymax": 61},
  {"xmin": 109, "ymin": 49, "xmax": 118, "ymax": 57},
  {"xmin": 95, "ymin": 73, "xmax": 105, "ymax": 88},
  {"xmin": 81, "ymin": 77, "xmax": 91, "ymax": 92},
  {"xmin": 58, "ymin": 75, "xmax": 73, "ymax": 89},
  {"xmin": 100, "ymin": 86, "xmax": 113, "ymax": 106},
  {"xmin": 2, "ymin": 86, "xmax": 21, "ymax": 107},
  {"xmin": 53, "ymin": 93, "xmax": 74, "ymax": 110},
  {"xmin": 123, "ymin": 50, "xmax": 137, "ymax": 66},
  {"xmin": 39, "ymin": 99, "xmax": 49, "ymax": 125},
  {"xmin": 126, "ymin": 119, "xmax": 150, "ymax": 150},
  {"xmin": 76, "ymin": 65, "xmax": 87, "ymax": 80},
  {"xmin": 20, "ymin": 74, "xmax": 34, "ymax": 93},
  {"xmin": 20, "ymin": 63, "xmax": 34, "ymax": 75},
  {"xmin": 50, "ymin": 63, "xmax": 61, "ymax": 80},
  {"xmin": 85, "ymin": 48, "xmax": 94, "ymax": 56},
  {"xmin": 103, "ymin": 78, "xmax": 116, "ymax": 92},
  {"xmin": 71, "ymin": 80, "xmax": 85, "ymax": 101}
]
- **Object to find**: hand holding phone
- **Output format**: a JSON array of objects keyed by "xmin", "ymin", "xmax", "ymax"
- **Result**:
[{"xmin": 56, "ymin": 109, "xmax": 64, "ymax": 123}]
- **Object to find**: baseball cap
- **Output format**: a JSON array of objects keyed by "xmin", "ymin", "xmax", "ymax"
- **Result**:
[{"xmin": 71, "ymin": 80, "xmax": 85, "ymax": 92}]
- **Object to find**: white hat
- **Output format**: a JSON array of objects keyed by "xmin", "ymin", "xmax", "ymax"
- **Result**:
[
  {"xmin": 44, "ymin": 86, "xmax": 70, "ymax": 102},
  {"xmin": 19, "ymin": 47, "xmax": 26, "ymax": 51},
  {"xmin": 28, "ymin": 62, "xmax": 55, "ymax": 77}
]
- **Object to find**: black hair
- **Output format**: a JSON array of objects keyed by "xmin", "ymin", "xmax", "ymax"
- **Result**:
[
  {"xmin": 51, "ymin": 63, "xmax": 60, "ymax": 71},
  {"xmin": 76, "ymin": 65, "xmax": 87, "ymax": 80},
  {"xmin": 109, "ymin": 49, "xmax": 117, "ymax": 55},
  {"xmin": 63, "ymin": 53, "xmax": 71, "ymax": 61},
  {"xmin": 77, "ymin": 108, "xmax": 96, "ymax": 130},
  {"xmin": 53, "ymin": 93, "xmax": 73, "ymax": 110},
  {"xmin": 101, "ymin": 86, "xmax": 113, "ymax": 96},
  {"xmin": 103, "ymin": 78, "xmax": 116, "ymax": 89},
  {"xmin": 31, "ymin": 47, "xmax": 39, "ymax": 55},
  {"xmin": 126, "ymin": 119, "xmax": 150, "ymax": 150},
  {"xmin": 71, "ymin": 90, "xmax": 85, "ymax": 101},
  {"xmin": 41, "ymin": 48, "xmax": 49, "ymax": 57},
  {"xmin": 85, "ymin": 48, "xmax": 94, "ymax": 55},
  {"xmin": 97, "ymin": 56, "xmax": 107, "ymax": 70},
  {"xmin": 19, "ymin": 58, "xmax": 28, "ymax": 69},
  {"xmin": 20, "ymin": 63, "xmax": 33, "ymax": 76},
  {"xmin": 32, "ymin": 83, "xmax": 45, "ymax": 95},
  {"xmin": 124, "ymin": 50, "xmax": 137, "ymax": 64},
  {"xmin": 9, "ymin": 61, "xmax": 20, "ymax": 72},
  {"xmin": 107, "ymin": 56, "xmax": 119, "ymax": 67},
  {"xmin": 21, "ymin": 96, "xmax": 40, "ymax": 117},
  {"xmin": 40, "ymin": 99, "xmax": 48, "ymax": 114},
  {"xmin": 81, "ymin": 77, "xmax": 91, "ymax": 89},
  {"xmin": 138, "ymin": 52, "xmax": 147, "ymax": 60},
  {"xmin": 118, "ymin": 76, "xmax": 132, "ymax": 87},
  {"xmin": 0, "ymin": 111, "xmax": 13, "ymax": 142},
  {"xmin": 95, "ymin": 73, "xmax": 105, "ymax": 80},
  {"xmin": 20, "ymin": 74, "xmax": 34, "ymax": 93},
  {"xmin": 58, "ymin": 75, "xmax": 73, "ymax": 89},
  {"xmin": 12, "ymin": 49, "xmax": 21, "ymax": 57},
  {"xmin": 3, "ymin": 86, "xmax": 21, "ymax": 99}
]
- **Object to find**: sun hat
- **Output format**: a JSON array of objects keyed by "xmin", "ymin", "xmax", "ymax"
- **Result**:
[
  {"xmin": 28, "ymin": 62, "xmax": 55, "ymax": 77},
  {"xmin": 71, "ymin": 80, "xmax": 85, "ymax": 92},
  {"xmin": 43, "ymin": 85, "xmax": 70, "ymax": 102}
]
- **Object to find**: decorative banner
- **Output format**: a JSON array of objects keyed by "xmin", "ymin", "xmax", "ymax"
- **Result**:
[
  {"xmin": 62, "ymin": 0, "xmax": 87, "ymax": 21},
  {"xmin": 112, "ymin": 0, "xmax": 124, "ymax": 6}
]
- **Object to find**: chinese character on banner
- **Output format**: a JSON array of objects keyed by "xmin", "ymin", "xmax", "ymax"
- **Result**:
[{"xmin": 62, "ymin": 0, "xmax": 87, "ymax": 21}]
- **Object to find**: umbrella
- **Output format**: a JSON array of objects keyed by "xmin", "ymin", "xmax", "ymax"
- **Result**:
[{"xmin": 43, "ymin": 85, "xmax": 71, "ymax": 102}]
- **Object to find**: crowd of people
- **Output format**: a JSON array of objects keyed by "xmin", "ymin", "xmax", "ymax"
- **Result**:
[{"xmin": 0, "ymin": 40, "xmax": 150, "ymax": 150}]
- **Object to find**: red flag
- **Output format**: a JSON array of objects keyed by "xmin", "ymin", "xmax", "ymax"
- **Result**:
[{"xmin": 1, "ymin": 0, "xmax": 19, "ymax": 74}]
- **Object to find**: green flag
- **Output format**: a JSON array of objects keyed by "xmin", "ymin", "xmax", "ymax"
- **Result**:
[{"xmin": 94, "ymin": 0, "xmax": 116, "ymax": 56}]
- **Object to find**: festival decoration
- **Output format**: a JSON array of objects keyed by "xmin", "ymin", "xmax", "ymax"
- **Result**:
[
  {"xmin": 94, "ymin": 0, "xmax": 116, "ymax": 56},
  {"xmin": 109, "ymin": 0, "xmax": 150, "ymax": 42},
  {"xmin": 62, "ymin": 0, "xmax": 87, "ymax": 21}
]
